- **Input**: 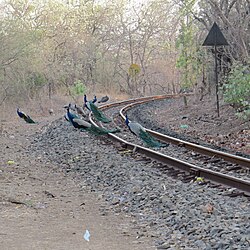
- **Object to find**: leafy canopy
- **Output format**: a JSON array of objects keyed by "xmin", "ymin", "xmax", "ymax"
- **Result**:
[{"xmin": 223, "ymin": 62, "xmax": 250, "ymax": 119}]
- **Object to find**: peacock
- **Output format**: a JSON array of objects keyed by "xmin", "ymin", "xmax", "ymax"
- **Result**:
[
  {"xmin": 83, "ymin": 95, "xmax": 97, "ymax": 110},
  {"xmin": 66, "ymin": 105, "xmax": 79, "ymax": 121},
  {"xmin": 63, "ymin": 104, "xmax": 79, "ymax": 123},
  {"xmin": 17, "ymin": 108, "xmax": 36, "ymax": 124},
  {"xmin": 83, "ymin": 94, "xmax": 91, "ymax": 110},
  {"xmin": 84, "ymin": 94, "xmax": 111, "ymax": 123},
  {"xmin": 92, "ymin": 95, "xmax": 97, "ymax": 103},
  {"xmin": 98, "ymin": 95, "xmax": 109, "ymax": 103},
  {"xmin": 125, "ymin": 114, "xmax": 168, "ymax": 148},
  {"xmin": 67, "ymin": 107, "xmax": 120, "ymax": 135}
]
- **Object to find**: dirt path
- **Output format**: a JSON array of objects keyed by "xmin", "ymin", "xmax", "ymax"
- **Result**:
[{"xmin": 0, "ymin": 115, "xmax": 154, "ymax": 250}]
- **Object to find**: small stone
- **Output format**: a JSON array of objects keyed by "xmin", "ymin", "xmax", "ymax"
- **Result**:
[
  {"xmin": 157, "ymin": 242, "xmax": 170, "ymax": 249},
  {"xmin": 194, "ymin": 239, "xmax": 207, "ymax": 249}
]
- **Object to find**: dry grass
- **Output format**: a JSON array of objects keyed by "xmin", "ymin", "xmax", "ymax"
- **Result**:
[{"xmin": 0, "ymin": 91, "xmax": 132, "ymax": 122}]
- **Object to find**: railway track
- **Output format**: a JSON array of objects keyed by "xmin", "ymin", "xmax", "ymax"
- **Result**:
[{"xmin": 89, "ymin": 95, "xmax": 250, "ymax": 196}]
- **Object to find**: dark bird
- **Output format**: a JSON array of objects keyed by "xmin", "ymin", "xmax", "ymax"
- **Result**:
[
  {"xmin": 17, "ymin": 108, "xmax": 36, "ymax": 124},
  {"xmin": 66, "ymin": 106, "xmax": 79, "ymax": 122},
  {"xmin": 125, "ymin": 115, "xmax": 168, "ymax": 148},
  {"xmin": 67, "ymin": 108, "xmax": 119, "ymax": 135},
  {"xmin": 92, "ymin": 95, "xmax": 97, "ymax": 103},
  {"xmin": 84, "ymin": 94, "xmax": 91, "ymax": 110},
  {"xmin": 64, "ymin": 103, "xmax": 79, "ymax": 122},
  {"xmin": 84, "ymin": 94, "xmax": 111, "ymax": 123},
  {"xmin": 84, "ymin": 95, "xmax": 98, "ymax": 109},
  {"xmin": 98, "ymin": 95, "xmax": 109, "ymax": 103}
]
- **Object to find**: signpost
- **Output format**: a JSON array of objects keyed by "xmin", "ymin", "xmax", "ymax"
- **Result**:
[{"xmin": 202, "ymin": 22, "xmax": 229, "ymax": 117}]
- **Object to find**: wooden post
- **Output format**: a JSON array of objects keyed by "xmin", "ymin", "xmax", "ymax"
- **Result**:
[{"xmin": 183, "ymin": 95, "xmax": 188, "ymax": 107}]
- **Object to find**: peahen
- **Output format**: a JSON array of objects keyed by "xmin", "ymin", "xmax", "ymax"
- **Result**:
[
  {"xmin": 67, "ymin": 108, "xmax": 119, "ymax": 135},
  {"xmin": 84, "ymin": 94, "xmax": 111, "ymax": 123},
  {"xmin": 75, "ymin": 104, "xmax": 86, "ymax": 117},
  {"xmin": 17, "ymin": 108, "xmax": 36, "ymax": 124},
  {"xmin": 63, "ymin": 103, "xmax": 75, "ymax": 111},
  {"xmin": 125, "ymin": 114, "xmax": 168, "ymax": 148},
  {"xmin": 98, "ymin": 95, "xmax": 109, "ymax": 103}
]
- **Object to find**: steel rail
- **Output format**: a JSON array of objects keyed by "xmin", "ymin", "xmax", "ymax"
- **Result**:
[
  {"xmin": 120, "ymin": 103, "xmax": 250, "ymax": 168},
  {"xmin": 97, "ymin": 94, "xmax": 179, "ymax": 110},
  {"xmin": 89, "ymin": 96, "xmax": 250, "ymax": 195}
]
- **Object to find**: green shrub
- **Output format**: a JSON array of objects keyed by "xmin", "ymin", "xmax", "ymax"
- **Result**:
[
  {"xmin": 25, "ymin": 72, "xmax": 47, "ymax": 97},
  {"xmin": 223, "ymin": 62, "xmax": 250, "ymax": 119},
  {"xmin": 70, "ymin": 80, "xmax": 86, "ymax": 97},
  {"xmin": 27, "ymin": 72, "xmax": 47, "ymax": 88}
]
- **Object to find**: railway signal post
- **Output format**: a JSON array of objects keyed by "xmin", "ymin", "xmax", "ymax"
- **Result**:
[{"xmin": 202, "ymin": 22, "xmax": 229, "ymax": 117}]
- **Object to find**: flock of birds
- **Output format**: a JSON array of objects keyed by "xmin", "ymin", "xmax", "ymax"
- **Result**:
[{"xmin": 17, "ymin": 94, "xmax": 168, "ymax": 148}]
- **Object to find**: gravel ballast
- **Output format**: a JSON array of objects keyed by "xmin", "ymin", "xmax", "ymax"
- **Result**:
[{"xmin": 29, "ymin": 118, "xmax": 250, "ymax": 250}]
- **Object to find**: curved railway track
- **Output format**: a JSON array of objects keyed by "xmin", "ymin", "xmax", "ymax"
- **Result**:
[{"xmin": 89, "ymin": 95, "xmax": 250, "ymax": 196}]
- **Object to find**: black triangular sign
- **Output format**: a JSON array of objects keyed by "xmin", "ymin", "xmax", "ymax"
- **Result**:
[{"xmin": 202, "ymin": 22, "xmax": 228, "ymax": 46}]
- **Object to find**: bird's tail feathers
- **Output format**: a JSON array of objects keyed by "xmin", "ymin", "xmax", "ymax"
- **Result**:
[
  {"xmin": 139, "ymin": 129, "xmax": 168, "ymax": 148},
  {"xmin": 90, "ymin": 102, "xmax": 111, "ymax": 123},
  {"xmin": 86, "ymin": 125, "xmax": 120, "ymax": 135},
  {"xmin": 24, "ymin": 116, "xmax": 36, "ymax": 123}
]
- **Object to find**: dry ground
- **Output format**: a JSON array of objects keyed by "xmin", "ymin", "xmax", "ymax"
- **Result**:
[
  {"xmin": 0, "ymin": 96, "xmax": 154, "ymax": 250},
  {"xmin": 152, "ymin": 95, "xmax": 250, "ymax": 155},
  {"xmin": 0, "ymin": 93, "xmax": 249, "ymax": 250}
]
